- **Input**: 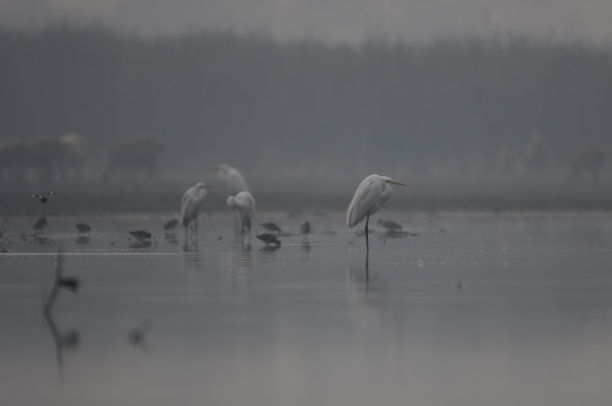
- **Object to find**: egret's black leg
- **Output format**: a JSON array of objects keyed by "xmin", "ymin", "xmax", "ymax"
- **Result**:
[
  {"xmin": 365, "ymin": 214, "xmax": 370, "ymax": 252},
  {"xmin": 365, "ymin": 250, "xmax": 369, "ymax": 283}
]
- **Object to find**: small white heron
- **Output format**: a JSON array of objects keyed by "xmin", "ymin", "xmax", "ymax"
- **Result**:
[
  {"xmin": 346, "ymin": 174, "xmax": 407, "ymax": 251},
  {"xmin": 227, "ymin": 191, "xmax": 255, "ymax": 234},
  {"xmin": 181, "ymin": 182, "xmax": 213, "ymax": 240}
]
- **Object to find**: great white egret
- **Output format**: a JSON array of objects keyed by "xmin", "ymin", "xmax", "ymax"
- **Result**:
[
  {"xmin": 227, "ymin": 191, "xmax": 255, "ymax": 234},
  {"xmin": 181, "ymin": 182, "xmax": 213, "ymax": 240},
  {"xmin": 210, "ymin": 164, "xmax": 250, "ymax": 194},
  {"xmin": 346, "ymin": 174, "xmax": 408, "ymax": 251}
]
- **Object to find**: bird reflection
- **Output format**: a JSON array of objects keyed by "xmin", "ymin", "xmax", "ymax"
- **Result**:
[
  {"xmin": 75, "ymin": 235, "xmax": 90, "ymax": 245},
  {"xmin": 43, "ymin": 248, "xmax": 80, "ymax": 374},
  {"xmin": 130, "ymin": 240, "xmax": 152, "ymax": 249},
  {"xmin": 259, "ymin": 244, "xmax": 281, "ymax": 253},
  {"xmin": 381, "ymin": 230, "xmax": 418, "ymax": 238},
  {"xmin": 241, "ymin": 240, "xmax": 252, "ymax": 252},
  {"xmin": 44, "ymin": 310, "xmax": 80, "ymax": 374},
  {"xmin": 346, "ymin": 253, "xmax": 386, "ymax": 305},
  {"xmin": 301, "ymin": 241, "xmax": 311, "ymax": 253}
]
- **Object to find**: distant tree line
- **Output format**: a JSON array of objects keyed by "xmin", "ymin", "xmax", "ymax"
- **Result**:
[{"xmin": 1, "ymin": 24, "xmax": 611, "ymax": 179}]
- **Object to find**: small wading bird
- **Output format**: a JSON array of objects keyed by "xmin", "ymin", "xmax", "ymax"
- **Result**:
[
  {"xmin": 347, "ymin": 174, "xmax": 408, "ymax": 251},
  {"xmin": 163, "ymin": 219, "xmax": 179, "ymax": 231},
  {"xmin": 75, "ymin": 223, "xmax": 91, "ymax": 233},
  {"xmin": 32, "ymin": 192, "xmax": 56, "ymax": 203},
  {"xmin": 378, "ymin": 219, "xmax": 402, "ymax": 231},
  {"xmin": 129, "ymin": 230, "xmax": 152, "ymax": 241},
  {"xmin": 257, "ymin": 233, "xmax": 281, "ymax": 247},
  {"xmin": 181, "ymin": 183, "xmax": 214, "ymax": 240},
  {"xmin": 227, "ymin": 191, "xmax": 255, "ymax": 234},
  {"xmin": 33, "ymin": 217, "xmax": 47, "ymax": 231},
  {"xmin": 300, "ymin": 221, "xmax": 312, "ymax": 235}
]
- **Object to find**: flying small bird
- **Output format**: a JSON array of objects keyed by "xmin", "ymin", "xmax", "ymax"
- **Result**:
[
  {"xmin": 227, "ymin": 191, "xmax": 256, "ymax": 234},
  {"xmin": 257, "ymin": 233, "xmax": 281, "ymax": 247},
  {"xmin": 378, "ymin": 219, "xmax": 402, "ymax": 231},
  {"xmin": 33, "ymin": 217, "xmax": 47, "ymax": 230},
  {"xmin": 163, "ymin": 218, "xmax": 179, "ymax": 231},
  {"xmin": 261, "ymin": 222, "xmax": 281, "ymax": 233},
  {"xmin": 32, "ymin": 192, "xmax": 56, "ymax": 203},
  {"xmin": 210, "ymin": 164, "xmax": 250, "ymax": 194},
  {"xmin": 129, "ymin": 230, "xmax": 152, "ymax": 241},
  {"xmin": 300, "ymin": 221, "xmax": 312, "ymax": 235},
  {"xmin": 75, "ymin": 223, "xmax": 91, "ymax": 233},
  {"xmin": 181, "ymin": 182, "xmax": 213, "ymax": 240},
  {"xmin": 347, "ymin": 174, "xmax": 408, "ymax": 251}
]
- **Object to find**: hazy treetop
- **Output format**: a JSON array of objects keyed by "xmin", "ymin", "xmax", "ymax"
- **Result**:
[{"xmin": 2, "ymin": 0, "xmax": 612, "ymax": 45}]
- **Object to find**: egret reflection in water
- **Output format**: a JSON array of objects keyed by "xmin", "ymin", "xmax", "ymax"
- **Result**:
[{"xmin": 43, "ymin": 248, "xmax": 80, "ymax": 374}]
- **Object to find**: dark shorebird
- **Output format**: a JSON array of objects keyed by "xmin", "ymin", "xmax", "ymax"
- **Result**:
[
  {"xmin": 300, "ymin": 221, "xmax": 312, "ymax": 235},
  {"xmin": 378, "ymin": 219, "xmax": 402, "ymax": 231},
  {"xmin": 75, "ymin": 223, "xmax": 91, "ymax": 233},
  {"xmin": 32, "ymin": 191, "xmax": 56, "ymax": 203},
  {"xmin": 256, "ymin": 233, "xmax": 281, "ymax": 247},
  {"xmin": 261, "ymin": 222, "xmax": 281, "ymax": 233},
  {"xmin": 129, "ymin": 230, "xmax": 152, "ymax": 241},
  {"xmin": 163, "ymin": 218, "xmax": 179, "ymax": 231},
  {"xmin": 33, "ymin": 217, "xmax": 47, "ymax": 230}
]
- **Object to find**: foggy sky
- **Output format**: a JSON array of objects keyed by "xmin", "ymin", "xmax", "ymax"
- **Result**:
[{"xmin": 2, "ymin": 0, "xmax": 612, "ymax": 44}]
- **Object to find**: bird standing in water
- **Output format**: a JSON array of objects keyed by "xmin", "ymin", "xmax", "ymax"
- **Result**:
[
  {"xmin": 181, "ymin": 182, "xmax": 214, "ymax": 241},
  {"xmin": 346, "ymin": 174, "xmax": 407, "ymax": 251},
  {"xmin": 227, "ymin": 191, "xmax": 255, "ymax": 235}
]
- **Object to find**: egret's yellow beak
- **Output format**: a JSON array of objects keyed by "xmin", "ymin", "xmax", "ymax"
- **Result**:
[{"xmin": 388, "ymin": 179, "xmax": 408, "ymax": 186}]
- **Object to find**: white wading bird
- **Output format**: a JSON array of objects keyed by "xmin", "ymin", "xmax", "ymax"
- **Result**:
[
  {"xmin": 181, "ymin": 182, "xmax": 214, "ymax": 240},
  {"xmin": 346, "ymin": 174, "xmax": 408, "ymax": 251},
  {"xmin": 227, "ymin": 191, "xmax": 255, "ymax": 234},
  {"xmin": 210, "ymin": 164, "xmax": 250, "ymax": 195}
]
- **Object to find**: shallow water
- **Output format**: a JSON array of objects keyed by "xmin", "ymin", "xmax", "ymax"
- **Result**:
[{"xmin": 1, "ymin": 211, "xmax": 612, "ymax": 406}]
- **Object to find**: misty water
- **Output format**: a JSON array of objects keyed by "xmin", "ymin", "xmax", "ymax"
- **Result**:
[{"xmin": 1, "ymin": 210, "xmax": 612, "ymax": 405}]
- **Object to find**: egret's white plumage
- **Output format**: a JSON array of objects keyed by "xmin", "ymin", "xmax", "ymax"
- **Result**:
[
  {"xmin": 181, "ymin": 183, "xmax": 213, "ymax": 239},
  {"xmin": 346, "ymin": 174, "xmax": 407, "ymax": 250},
  {"xmin": 227, "ymin": 191, "xmax": 255, "ymax": 233},
  {"xmin": 212, "ymin": 164, "xmax": 250, "ymax": 195}
]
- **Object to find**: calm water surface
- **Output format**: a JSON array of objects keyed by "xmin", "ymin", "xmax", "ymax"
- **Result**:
[{"xmin": 1, "ymin": 211, "xmax": 612, "ymax": 405}]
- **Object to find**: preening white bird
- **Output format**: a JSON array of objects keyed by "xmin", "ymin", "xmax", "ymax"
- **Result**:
[
  {"xmin": 346, "ymin": 174, "xmax": 408, "ymax": 251},
  {"xmin": 227, "ymin": 191, "xmax": 255, "ymax": 234},
  {"xmin": 211, "ymin": 164, "xmax": 250, "ymax": 195},
  {"xmin": 181, "ymin": 182, "xmax": 213, "ymax": 239}
]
